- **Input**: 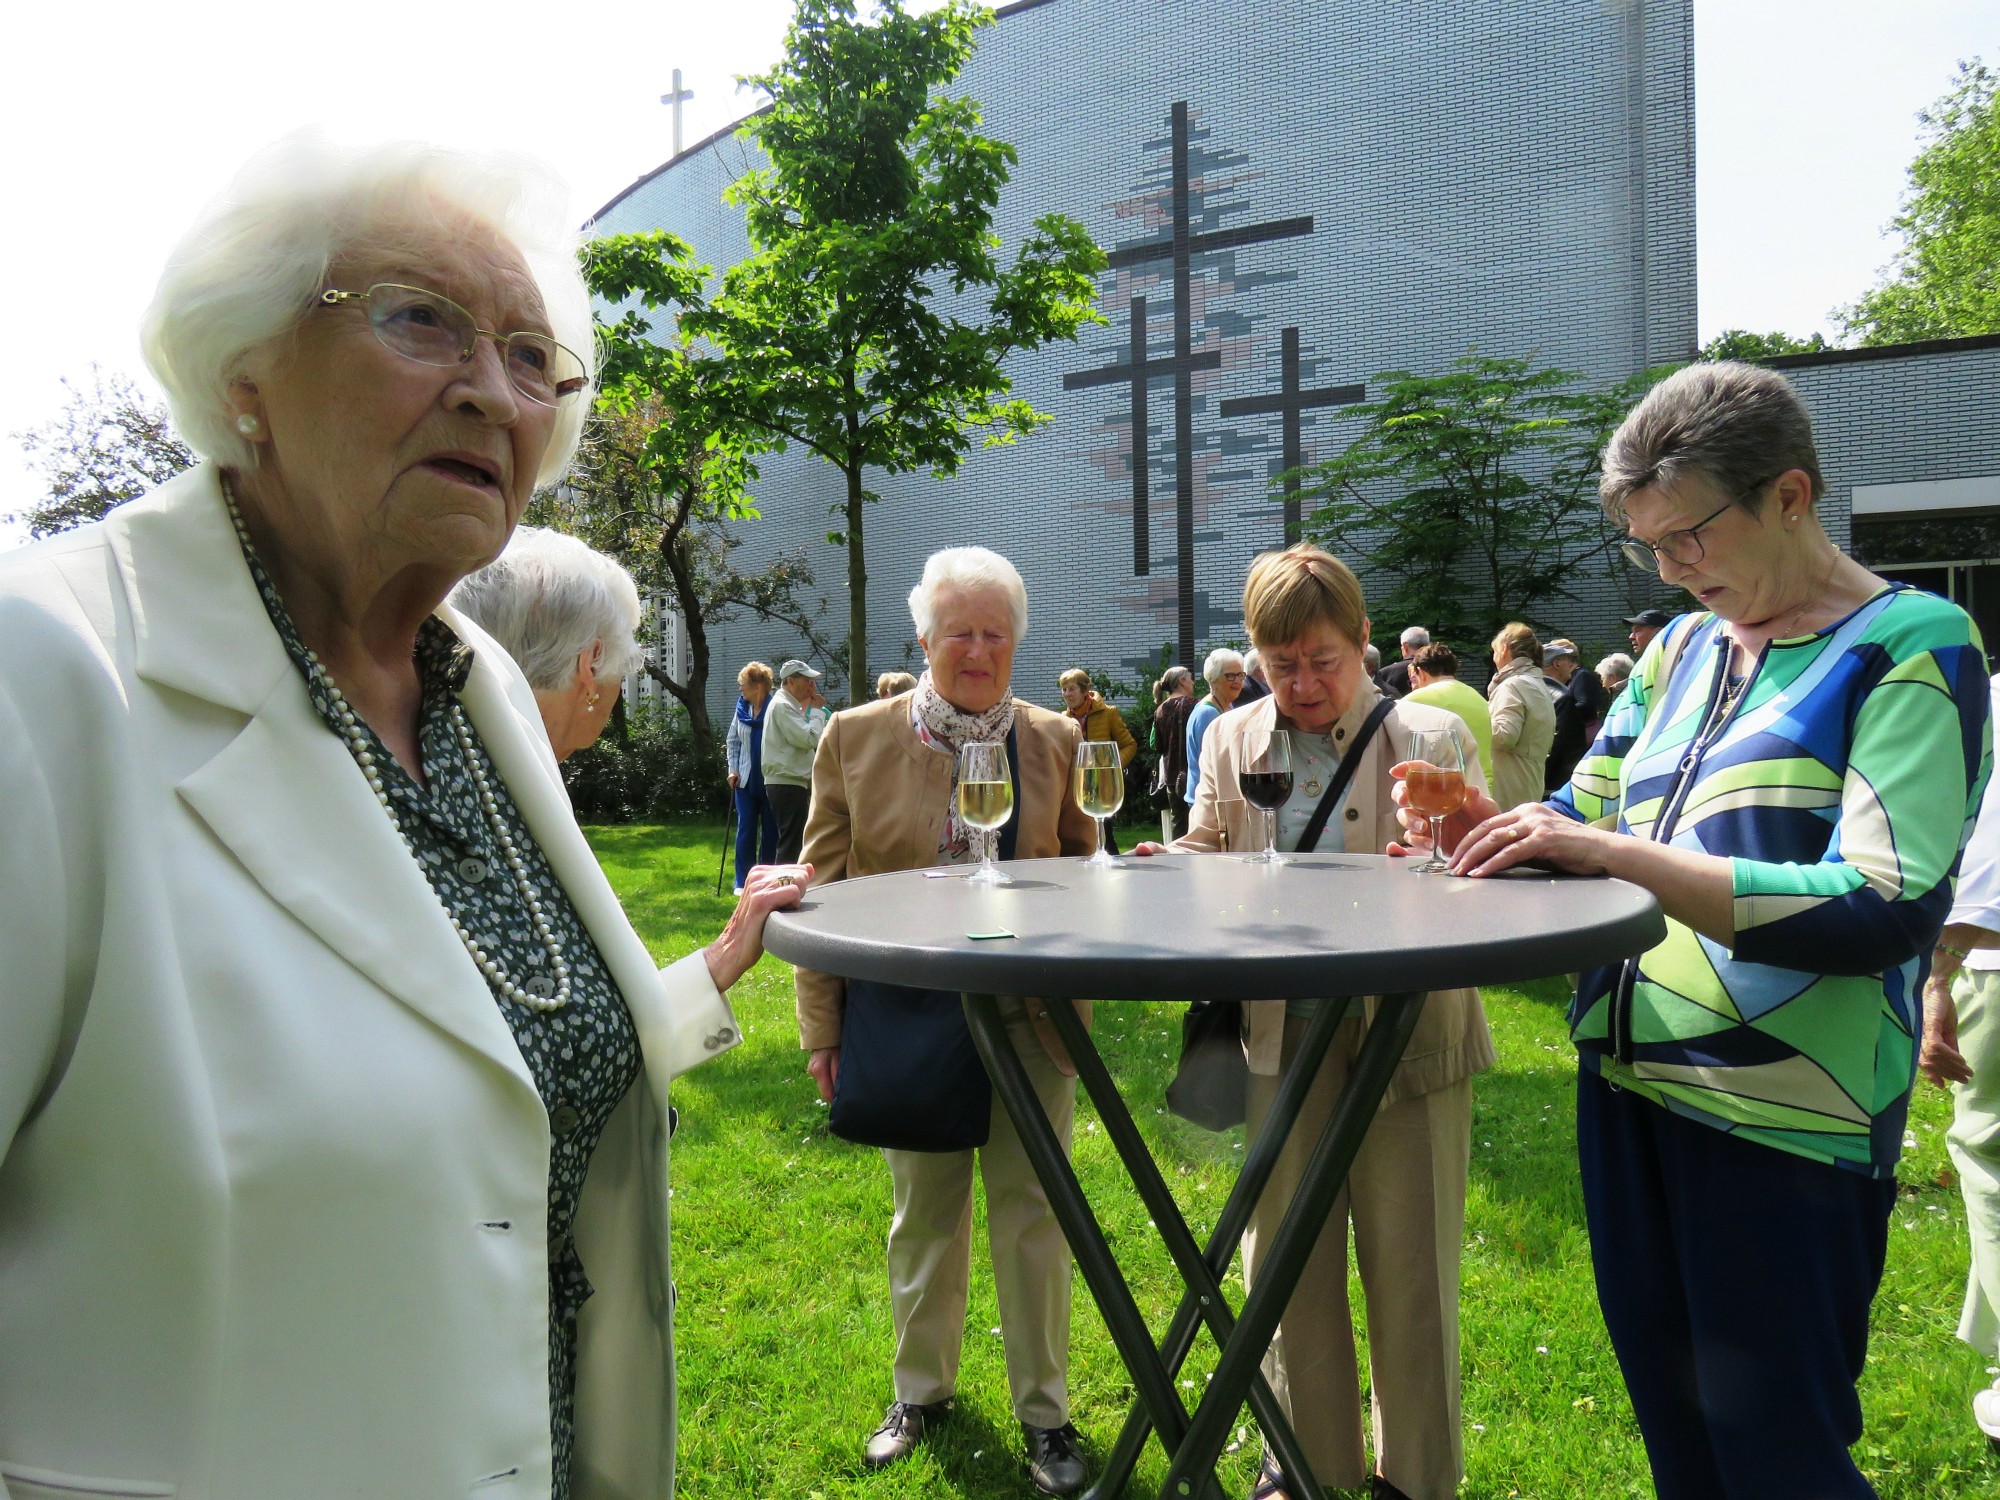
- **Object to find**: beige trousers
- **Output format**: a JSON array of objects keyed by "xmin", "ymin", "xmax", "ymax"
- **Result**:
[
  {"xmin": 1951, "ymin": 968, "xmax": 2000, "ymax": 1358},
  {"xmin": 884, "ymin": 995, "xmax": 1076, "ymax": 1428},
  {"xmin": 1243, "ymin": 1013, "xmax": 1473, "ymax": 1500}
]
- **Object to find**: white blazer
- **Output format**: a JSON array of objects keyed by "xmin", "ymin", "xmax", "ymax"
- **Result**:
[{"xmin": 0, "ymin": 467, "xmax": 735, "ymax": 1500}]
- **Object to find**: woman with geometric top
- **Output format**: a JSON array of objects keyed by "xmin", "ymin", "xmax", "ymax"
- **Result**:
[{"xmin": 1407, "ymin": 361, "xmax": 1991, "ymax": 1500}]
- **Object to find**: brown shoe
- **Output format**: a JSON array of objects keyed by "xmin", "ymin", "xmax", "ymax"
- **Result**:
[{"xmin": 863, "ymin": 1399, "xmax": 949, "ymax": 1469}]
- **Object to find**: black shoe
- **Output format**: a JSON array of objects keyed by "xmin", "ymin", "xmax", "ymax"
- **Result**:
[
  {"xmin": 863, "ymin": 1399, "xmax": 948, "ymax": 1469},
  {"xmin": 1023, "ymin": 1421, "xmax": 1087, "ymax": 1496},
  {"xmin": 1368, "ymin": 1475, "xmax": 1417, "ymax": 1500}
]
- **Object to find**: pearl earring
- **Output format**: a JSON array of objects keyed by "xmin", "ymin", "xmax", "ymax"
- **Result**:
[{"xmin": 236, "ymin": 414, "xmax": 261, "ymax": 436}]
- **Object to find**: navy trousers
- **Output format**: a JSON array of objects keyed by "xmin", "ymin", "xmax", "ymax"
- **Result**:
[
  {"xmin": 732, "ymin": 784, "xmax": 778, "ymax": 891},
  {"xmin": 1577, "ymin": 1068, "xmax": 1897, "ymax": 1500}
]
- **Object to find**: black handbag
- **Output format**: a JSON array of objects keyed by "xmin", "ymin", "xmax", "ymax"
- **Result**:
[
  {"xmin": 1164, "ymin": 700, "xmax": 1396, "ymax": 1131},
  {"xmin": 828, "ymin": 725, "xmax": 1023, "ymax": 1153}
]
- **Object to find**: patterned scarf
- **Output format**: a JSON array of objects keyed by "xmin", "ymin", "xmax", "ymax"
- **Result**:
[{"xmin": 912, "ymin": 670, "xmax": 1018, "ymax": 862}]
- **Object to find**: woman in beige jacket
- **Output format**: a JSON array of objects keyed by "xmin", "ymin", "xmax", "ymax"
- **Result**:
[
  {"xmin": 1139, "ymin": 545, "xmax": 1494, "ymax": 1500},
  {"xmin": 793, "ymin": 547, "xmax": 1097, "ymax": 1496},
  {"xmin": 1486, "ymin": 621, "xmax": 1556, "ymax": 810}
]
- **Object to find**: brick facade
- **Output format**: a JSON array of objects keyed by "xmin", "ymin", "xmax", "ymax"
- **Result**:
[{"xmin": 594, "ymin": 0, "xmax": 1706, "ymax": 707}]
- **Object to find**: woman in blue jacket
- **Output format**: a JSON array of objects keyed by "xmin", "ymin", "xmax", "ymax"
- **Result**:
[{"xmin": 726, "ymin": 661, "xmax": 780, "ymax": 894}]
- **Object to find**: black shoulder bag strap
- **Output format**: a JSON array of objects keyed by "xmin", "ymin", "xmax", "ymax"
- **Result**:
[
  {"xmin": 996, "ymin": 720, "xmax": 1023, "ymax": 861},
  {"xmin": 1295, "ymin": 697, "xmax": 1396, "ymax": 855}
]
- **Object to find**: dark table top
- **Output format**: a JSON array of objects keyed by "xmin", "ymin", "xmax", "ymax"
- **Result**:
[{"xmin": 762, "ymin": 853, "xmax": 1665, "ymax": 1001}]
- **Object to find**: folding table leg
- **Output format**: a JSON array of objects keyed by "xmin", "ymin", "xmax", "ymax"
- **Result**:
[
  {"xmin": 1159, "ymin": 991, "xmax": 1427, "ymax": 1500},
  {"xmin": 1041, "ymin": 996, "xmax": 1334, "ymax": 1500},
  {"xmin": 960, "ymin": 994, "xmax": 1204, "ymax": 1490}
]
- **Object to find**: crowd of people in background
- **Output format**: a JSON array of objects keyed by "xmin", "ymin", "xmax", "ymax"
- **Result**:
[{"xmin": 711, "ymin": 569, "xmax": 1668, "ymax": 901}]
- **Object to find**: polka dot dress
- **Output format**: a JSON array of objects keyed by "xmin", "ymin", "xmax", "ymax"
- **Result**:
[{"xmin": 240, "ymin": 538, "xmax": 640, "ymax": 1500}]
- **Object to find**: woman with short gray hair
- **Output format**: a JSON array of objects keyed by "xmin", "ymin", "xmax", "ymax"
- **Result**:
[
  {"xmin": 1411, "ymin": 360, "xmax": 1991, "ymax": 1500},
  {"xmin": 791, "ymin": 546, "xmax": 1095, "ymax": 1493},
  {"xmin": 1185, "ymin": 647, "xmax": 1247, "ymax": 808},
  {"xmin": 450, "ymin": 525, "xmax": 645, "ymax": 761}
]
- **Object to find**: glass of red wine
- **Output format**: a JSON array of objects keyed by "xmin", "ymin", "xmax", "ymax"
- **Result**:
[{"xmin": 1237, "ymin": 727, "xmax": 1293, "ymax": 864}]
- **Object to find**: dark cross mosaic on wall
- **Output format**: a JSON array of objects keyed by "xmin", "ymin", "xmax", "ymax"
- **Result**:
[{"xmin": 1065, "ymin": 101, "xmax": 1364, "ymax": 668}]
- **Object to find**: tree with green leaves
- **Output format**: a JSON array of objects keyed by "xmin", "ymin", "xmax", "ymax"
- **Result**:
[
  {"xmin": 1698, "ymin": 329, "xmax": 1830, "ymax": 362},
  {"xmin": 689, "ymin": 0, "xmax": 1105, "ymax": 703},
  {"xmin": 11, "ymin": 368, "xmax": 195, "ymax": 538},
  {"xmin": 1841, "ymin": 59, "xmax": 1999, "ymax": 345},
  {"xmin": 1299, "ymin": 355, "xmax": 1672, "ymax": 647},
  {"xmin": 547, "ymin": 231, "xmax": 833, "ymax": 762}
]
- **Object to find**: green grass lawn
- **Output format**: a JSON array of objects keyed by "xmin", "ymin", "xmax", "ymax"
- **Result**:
[{"xmin": 589, "ymin": 822, "xmax": 1999, "ymax": 1499}]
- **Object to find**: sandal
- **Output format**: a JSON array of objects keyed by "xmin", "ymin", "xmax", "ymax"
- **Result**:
[{"xmin": 1249, "ymin": 1457, "xmax": 1291, "ymax": 1500}]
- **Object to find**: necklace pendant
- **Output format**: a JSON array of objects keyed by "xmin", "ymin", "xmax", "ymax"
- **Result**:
[{"xmin": 1304, "ymin": 780, "xmax": 1322, "ymax": 798}]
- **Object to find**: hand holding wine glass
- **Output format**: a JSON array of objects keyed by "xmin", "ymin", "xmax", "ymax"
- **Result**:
[
  {"xmin": 1236, "ymin": 727, "xmax": 1292, "ymax": 865},
  {"xmin": 957, "ymin": 740, "xmax": 1014, "ymax": 885},
  {"xmin": 1401, "ymin": 727, "xmax": 1465, "ymax": 875},
  {"xmin": 1073, "ymin": 739, "xmax": 1125, "ymax": 868}
]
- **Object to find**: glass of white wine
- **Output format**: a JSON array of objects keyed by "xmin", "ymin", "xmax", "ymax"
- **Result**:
[
  {"xmin": 1074, "ymin": 739, "xmax": 1125, "ymax": 867},
  {"xmin": 958, "ymin": 740, "xmax": 1014, "ymax": 886}
]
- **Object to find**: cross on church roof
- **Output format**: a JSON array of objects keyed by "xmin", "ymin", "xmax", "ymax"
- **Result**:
[{"xmin": 661, "ymin": 69, "xmax": 694, "ymax": 158}]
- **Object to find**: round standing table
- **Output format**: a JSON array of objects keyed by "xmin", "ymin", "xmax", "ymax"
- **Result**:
[{"xmin": 765, "ymin": 852, "xmax": 1662, "ymax": 1500}]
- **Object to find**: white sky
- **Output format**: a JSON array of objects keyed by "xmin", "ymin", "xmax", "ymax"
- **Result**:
[{"xmin": 1, "ymin": 0, "xmax": 1991, "ymax": 547}]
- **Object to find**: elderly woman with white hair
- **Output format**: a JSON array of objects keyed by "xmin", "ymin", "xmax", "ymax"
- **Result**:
[
  {"xmin": 792, "ymin": 547, "xmax": 1095, "ymax": 1495},
  {"xmin": 0, "ymin": 136, "xmax": 804, "ymax": 1500},
  {"xmin": 1184, "ymin": 646, "xmax": 1247, "ymax": 813},
  {"xmin": 450, "ymin": 525, "xmax": 644, "ymax": 761}
]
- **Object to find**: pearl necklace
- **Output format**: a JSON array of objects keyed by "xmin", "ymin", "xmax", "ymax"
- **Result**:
[{"xmin": 222, "ymin": 477, "xmax": 573, "ymax": 1012}]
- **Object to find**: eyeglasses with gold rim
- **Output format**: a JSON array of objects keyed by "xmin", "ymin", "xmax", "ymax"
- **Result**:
[{"xmin": 318, "ymin": 283, "xmax": 588, "ymax": 407}]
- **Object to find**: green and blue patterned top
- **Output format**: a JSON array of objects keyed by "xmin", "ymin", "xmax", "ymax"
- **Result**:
[{"xmin": 1551, "ymin": 586, "xmax": 1991, "ymax": 1177}]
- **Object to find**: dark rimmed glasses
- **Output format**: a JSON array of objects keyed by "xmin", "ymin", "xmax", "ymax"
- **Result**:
[
  {"xmin": 1620, "ymin": 474, "xmax": 1780, "ymax": 572},
  {"xmin": 318, "ymin": 283, "xmax": 589, "ymax": 407}
]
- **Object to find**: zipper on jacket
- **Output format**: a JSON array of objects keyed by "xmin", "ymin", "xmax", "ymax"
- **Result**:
[{"xmin": 1609, "ymin": 631, "xmax": 1768, "ymax": 1064}]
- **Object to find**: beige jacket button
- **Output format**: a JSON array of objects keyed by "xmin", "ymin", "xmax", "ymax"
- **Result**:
[{"xmin": 1345, "ymin": 807, "xmax": 1360, "ymax": 821}]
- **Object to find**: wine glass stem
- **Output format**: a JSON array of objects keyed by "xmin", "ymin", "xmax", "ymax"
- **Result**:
[
  {"xmin": 1430, "ymin": 815, "xmax": 1445, "ymax": 868},
  {"xmin": 1266, "ymin": 807, "xmax": 1277, "ymax": 859},
  {"xmin": 1097, "ymin": 815, "xmax": 1107, "ymax": 857}
]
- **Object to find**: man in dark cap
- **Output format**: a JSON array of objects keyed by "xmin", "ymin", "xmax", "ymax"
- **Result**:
[{"xmin": 1625, "ymin": 608, "xmax": 1674, "ymax": 657}]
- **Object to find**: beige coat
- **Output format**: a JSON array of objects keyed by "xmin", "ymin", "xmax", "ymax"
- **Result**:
[
  {"xmin": 1175, "ymin": 686, "xmax": 1496, "ymax": 1104},
  {"xmin": 793, "ymin": 693, "xmax": 1098, "ymax": 1065},
  {"xmin": 1487, "ymin": 656, "xmax": 1556, "ymax": 811}
]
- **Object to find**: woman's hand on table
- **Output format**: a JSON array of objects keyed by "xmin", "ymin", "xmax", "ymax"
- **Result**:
[
  {"xmin": 808, "ymin": 1046, "xmax": 840, "ymax": 1102},
  {"xmin": 1449, "ymin": 801, "xmax": 1613, "ymax": 878},
  {"xmin": 702, "ymin": 862, "xmax": 812, "ymax": 992},
  {"xmin": 1130, "ymin": 841, "xmax": 1171, "ymax": 856}
]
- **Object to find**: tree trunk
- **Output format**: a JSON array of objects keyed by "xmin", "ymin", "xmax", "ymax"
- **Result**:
[
  {"xmin": 649, "ymin": 503, "xmax": 719, "ymax": 765},
  {"xmin": 844, "ymin": 460, "xmax": 868, "ymax": 706},
  {"xmin": 681, "ymin": 577, "xmax": 715, "ymax": 760}
]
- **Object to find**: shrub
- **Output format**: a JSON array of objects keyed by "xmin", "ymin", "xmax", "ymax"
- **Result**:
[{"xmin": 563, "ymin": 701, "xmax": 729, "ymax": 823}]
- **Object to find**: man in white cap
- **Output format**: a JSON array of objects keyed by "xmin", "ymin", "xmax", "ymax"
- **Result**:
[{"xmin": 764, "ymin": 658, "xmax": 828, "ymax": 862}]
